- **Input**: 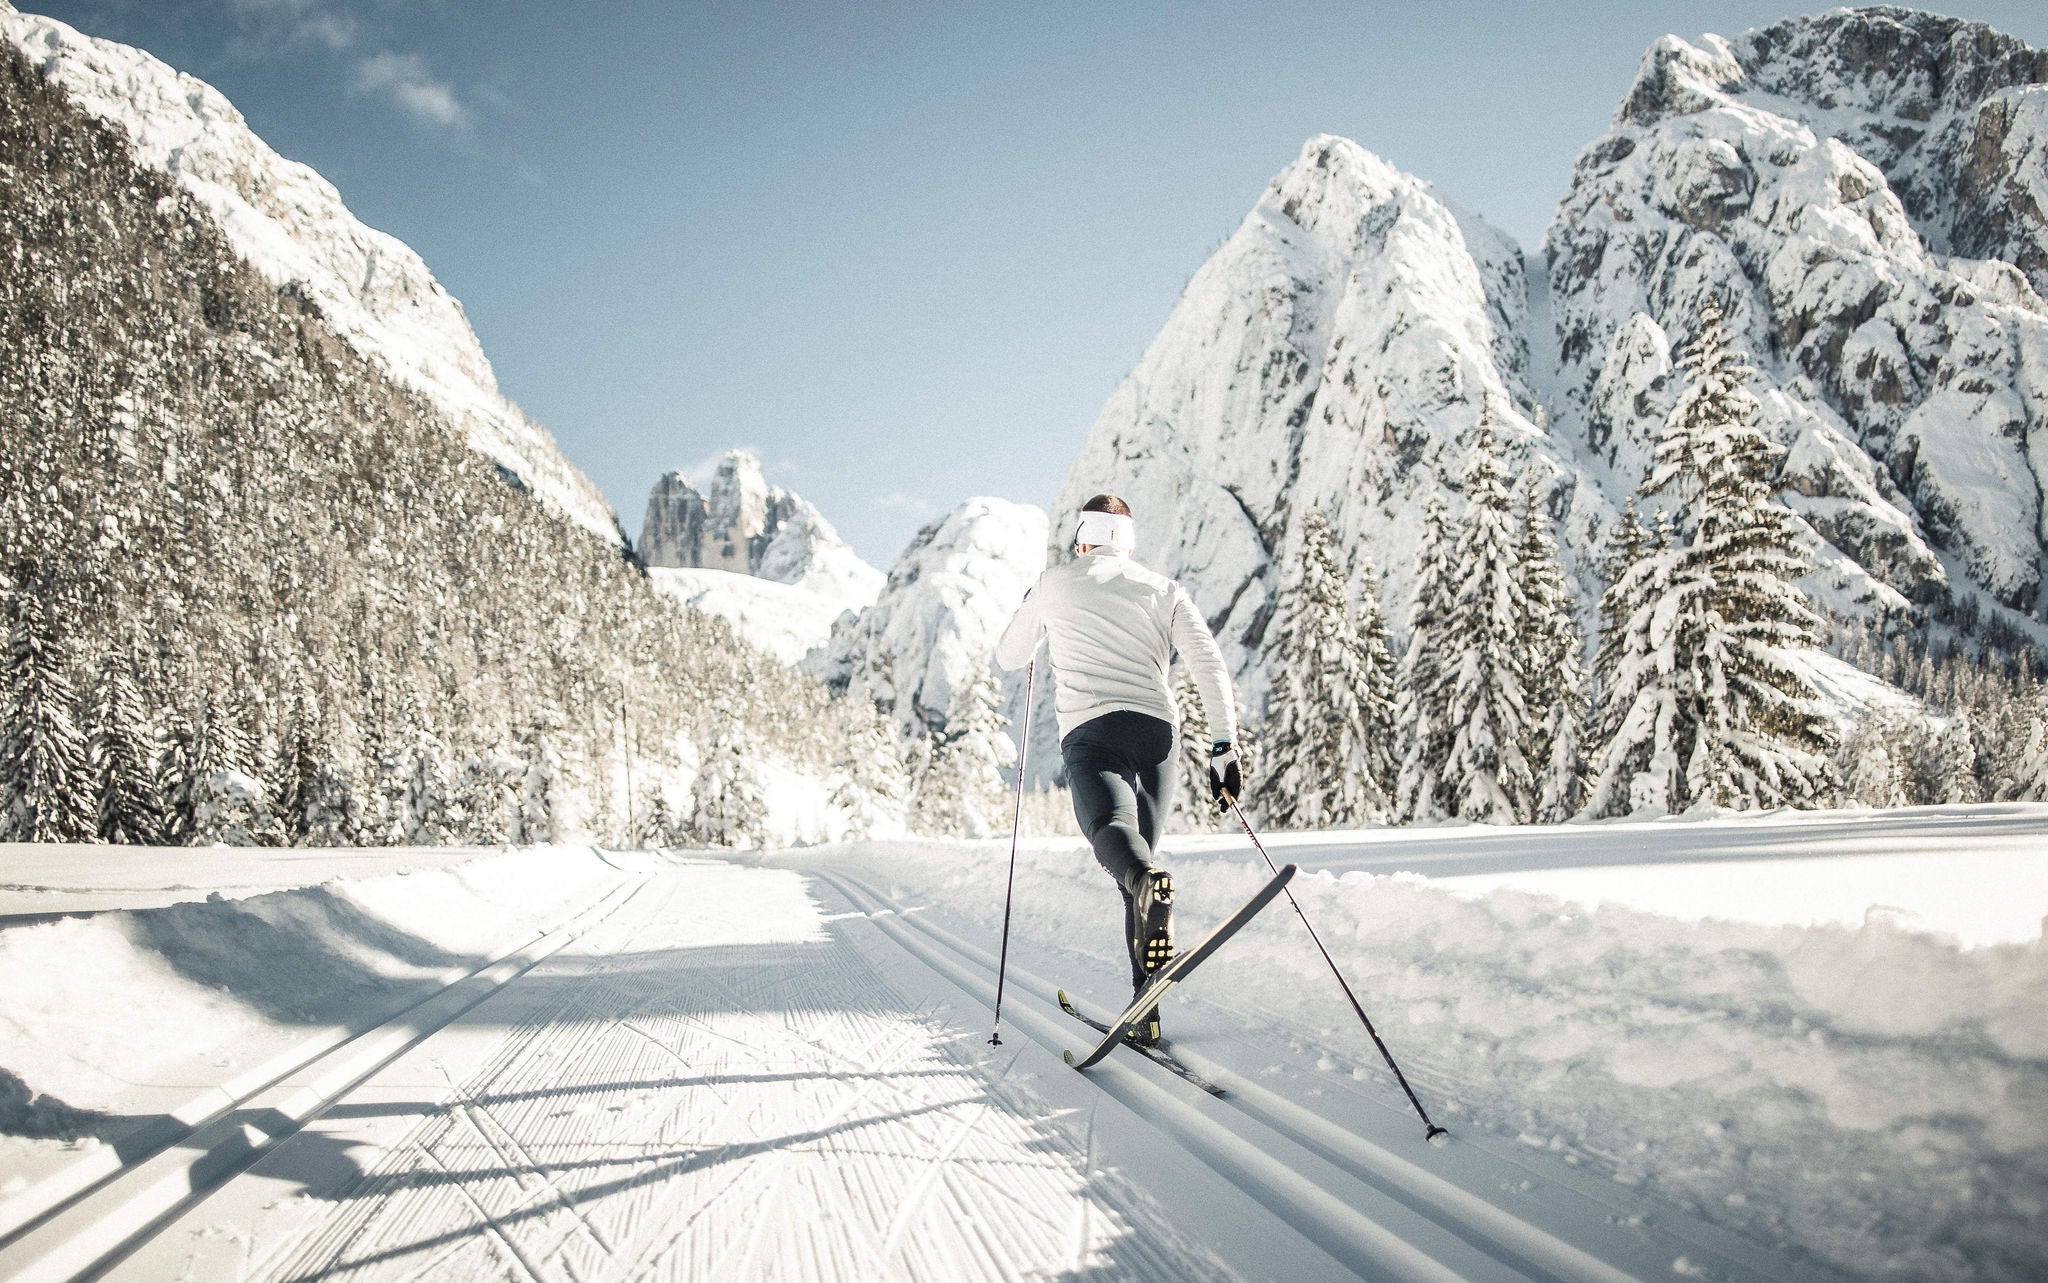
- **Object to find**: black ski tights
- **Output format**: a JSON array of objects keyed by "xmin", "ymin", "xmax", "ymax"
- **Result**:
[{"xmin": 1062, "ymin": 710, "xmax": 1176, "ymax": 991}]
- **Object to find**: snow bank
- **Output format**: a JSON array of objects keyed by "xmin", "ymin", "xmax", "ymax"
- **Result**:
[
  {"xmin": 805, "ymin": 819, "xmax": 2048, "ymax": 1281},
  {"xmin": 0, "ymin": 846, "xmax": 638, "ymax": 1177}
]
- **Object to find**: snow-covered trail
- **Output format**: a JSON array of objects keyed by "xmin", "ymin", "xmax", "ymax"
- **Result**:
[
  {"xmin": 11, "ymin": 848, "xmax": 1846, "ymax": 1282},
  {"xmin": 86, "ymin": 860, "xmax": 1236, "ymax": 1282}
]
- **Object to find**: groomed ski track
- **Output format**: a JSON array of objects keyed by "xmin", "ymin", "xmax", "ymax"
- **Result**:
[{"xmin": 16, "ymin": 853, "xmax": 1842, "ymax": 1282}]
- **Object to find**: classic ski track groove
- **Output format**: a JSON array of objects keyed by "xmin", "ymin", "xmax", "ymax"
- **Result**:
[
  {"xmin": 0, "ymin": 871, "xmax": 658, "ymax": 1283},
  {"xmin": 218, "ymin": 865, "xmax": 1230, "ymax": 1283},
  {"xmin": 817, "ymin": 869, "xmax": 1643, "ymax": 1283}
]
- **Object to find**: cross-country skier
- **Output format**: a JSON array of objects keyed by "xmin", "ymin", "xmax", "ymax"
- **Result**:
[{"xmin": 995, "ymin": 494, "xmax": 1244, "ymax": 1046}]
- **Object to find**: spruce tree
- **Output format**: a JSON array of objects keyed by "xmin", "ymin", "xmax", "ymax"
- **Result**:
[
  {"xmin": 2007, "ymin": 696, "xmax": 2048, "ymax": 802},
  {"xmin": 829, "ymin": 700, "xmax": 907, "ymax": 840},
  {"xmin": 1261, "ymin": 509, "xmax": 1394, "ymax": 828},
  {"xmin": 86, "ymin": 646, "xmax": 167, "ymax": 844},
  {"xmin": 1394, "ymin": 497, "xmax": 1457, "ymax": 822},
  {"xmin": 400, "ymin": 728, "xmax": 453, "ymax": 844},
  {"xmin": 1935, "ymin": 713, "xmax": 1981, "ymax": 804},
  {"xmin": 513, "ymin": 722, "xmax": 559, "ymax": 845},
  {"xmin": 1515, "ymin": 477, "xmax": 1585, "ymax": 822},
  {"xmin": 1437, "ymin": 422, "xmax": 1534, "ymax": 823},
  {"xmin": 1586, "ymin": 304, "xmax": 1832, "ymax": 816},
  {"xmin": 689, "ymin": 719, "xmax": 767, "ymax": 847},
  {"xmin": 913, "ymin": 665, "xmax": 1014, "ymax": 837},
  {"xmin": 0, "ymin": 569, "xmax": 93, "ymax": 842}
]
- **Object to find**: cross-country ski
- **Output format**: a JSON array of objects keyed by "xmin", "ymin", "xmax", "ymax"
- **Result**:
[
  {"xmin": 1062, "ymin": 862, "xmax": 1296, "ymax": 1071},
  {"xmin": 1056, "ymin": 989, "xmax": 1227, "ymax": 1097}
]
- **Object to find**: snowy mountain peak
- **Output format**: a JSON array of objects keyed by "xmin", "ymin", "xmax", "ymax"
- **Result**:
[
  {"xmin": 812, "ymin": 497, "xmax": 1047, "ymax": 738},
  {"xmin": 1054, "ymin": 132, "xmax": 1592, "ymax": 715},
  {"xmin": 640, "ymin": 449, "xmax": 882, "ymax": 615},
  {"xmin": 0, "ymin": 6, "xmax": 621, "ymax": 543}
]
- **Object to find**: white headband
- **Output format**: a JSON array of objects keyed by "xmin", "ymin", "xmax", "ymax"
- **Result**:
[{"xmin": 1074, "ymin": 510, "xmax": 1136, "ymax": 553}]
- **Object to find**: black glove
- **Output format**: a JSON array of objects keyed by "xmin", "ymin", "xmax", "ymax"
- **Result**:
[{"xmin": 1209, "ymin": 741, "xmax": 1243, "ymax": 811}]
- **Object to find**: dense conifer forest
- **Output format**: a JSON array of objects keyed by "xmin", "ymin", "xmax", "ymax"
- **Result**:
[{"xmin": 0, "ymin": 43, "xmax": 885, "ymax": 846}]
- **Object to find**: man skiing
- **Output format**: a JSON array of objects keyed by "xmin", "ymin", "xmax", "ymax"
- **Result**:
[{"xmin": 995, "ymin": 494, "xmax": 1244, "ymax": 1046}]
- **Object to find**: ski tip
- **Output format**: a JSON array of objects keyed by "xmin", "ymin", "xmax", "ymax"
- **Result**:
[
  {"xmin": 1425, "ymin": 1125, "xmax": 1450, "ymax": 1147},
  {"xmin": 1277, "ymin": 862, "xmax": 1298, "ymax": 883}
]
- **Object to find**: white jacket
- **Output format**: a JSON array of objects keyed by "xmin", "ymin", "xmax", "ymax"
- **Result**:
[{"xmin": 995, "ymin": 549, "xmax": 1237, "ymax": 745}]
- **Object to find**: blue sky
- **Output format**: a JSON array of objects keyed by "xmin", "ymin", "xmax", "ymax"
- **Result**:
[{"xmin": 29, "ymin": 1, "xmax": 2048, "ymax": 566}]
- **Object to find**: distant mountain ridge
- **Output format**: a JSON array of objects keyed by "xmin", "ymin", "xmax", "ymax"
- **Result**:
[{"xmin": 639, "ymin": 450, "xmax": 882, "ymax": 617}]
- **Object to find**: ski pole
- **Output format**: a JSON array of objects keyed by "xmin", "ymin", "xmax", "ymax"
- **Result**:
[
  {"xmin": 988, "ymin": 658, "xmax": 1036, "ymax": 1046},
  {"xmin": 1228, "ymin": 798, "xmax": 1448, "ymax": 1144}
]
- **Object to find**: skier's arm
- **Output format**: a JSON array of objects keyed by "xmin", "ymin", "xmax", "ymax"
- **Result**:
[
  {"xmin": 994, "ymin": 584, "xmax": 1046, "ymax": 670},
  {"xmin": 1169, "ymin": 586, "xmax": 1237, "ymax": 744}
]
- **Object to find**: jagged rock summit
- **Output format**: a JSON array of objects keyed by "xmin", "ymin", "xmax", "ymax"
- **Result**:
[
  {"xmin": 639, "ymin": 449, "xmax": 882, "ymax": 615},
  {"xmin": 0, "ymin": 2, "xmax": 621, "ymax": 543},
  {"xmin": 1060, "ymin": 7, "xmax": 2048, "ymax": 720}
]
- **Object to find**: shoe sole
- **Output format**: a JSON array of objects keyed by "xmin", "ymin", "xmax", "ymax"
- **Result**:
[{"xmin": 1138, "ymin": 871, "xmax": 1174, "ymax": 975}]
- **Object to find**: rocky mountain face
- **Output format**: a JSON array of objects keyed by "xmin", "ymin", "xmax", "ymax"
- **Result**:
[
  {"xmin": 1551, "ymin": 7, "xmax": 2048, "ymax": 629},
  {"xmin": 811, "ymin": 498, "xmax": 1047, "ymax": 739},
  {"xmin": 640, "ymin": 450, "xmax": 883, "ymax": 616},
  {"xmin": 0, "ymin": 2, "xmax": 623, "ymax": 544},
  {"xmin": 1058, "ymin": 7, "xmax": 2048, "ymax": 717}
]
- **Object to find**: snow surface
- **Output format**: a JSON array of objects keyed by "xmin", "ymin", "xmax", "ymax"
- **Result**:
[
  {"xmin": 3, "ymin": 810, "xmax": 2044, "ymax": 1279},
  {"xmin": 0, "ymin": 6, "xmax": 621, "ymax": 544},
  {"xmin": 801, "ymin": 804, "xmax": 2048, "ymax": 1282},
  {"xmin": 645, "ymin": 566, "xmax": 851, "ymax": 665}
]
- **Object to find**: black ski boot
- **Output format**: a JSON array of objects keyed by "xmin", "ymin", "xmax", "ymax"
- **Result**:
[{"xmin": 1127, "ymin": 867, "xmax": 1175, "ymax": 978}]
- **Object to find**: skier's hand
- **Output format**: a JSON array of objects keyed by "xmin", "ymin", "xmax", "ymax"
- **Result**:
[{"xmin": 1209, "ymin": 742, "xmax": 1243, "ymax": 811}]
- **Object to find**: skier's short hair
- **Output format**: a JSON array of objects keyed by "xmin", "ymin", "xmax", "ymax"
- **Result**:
[{"xmin": 1081, "ymin": 494, "xmax": 1131, "ymax": 518}]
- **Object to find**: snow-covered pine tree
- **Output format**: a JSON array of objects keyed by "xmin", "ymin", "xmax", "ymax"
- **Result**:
[
  {"xmin": 1935, "ymin": 712, "xmax": 1981, "ymax": 804},
  {"xmin": 637, "ymin": 786, "xmax": 676, "ymax": 847},
  {"xmin": 1260, "ymin": 509, "xmax": 1394, "ymax": 828},
  {"xmin": 453, "ymin": 751, "xmax": 520, "ymax": 844},
  {"xmin": 513, "ymin": 722, "xmax": 559, "ymax": 845},
  {"xmin": 269, "ymin": 679, "xmax": 321, "ymax": 845},
  {"xmin": 1840, "ymin": 711, "xmax": 1908, "ymax": 807},
  {"xmin": 399, "ymin": 729, "xmax": 453, "ymax": 845},
  {"xmin": 1394, "ymin": 497, "xmax": 1457, "ymax": 822},
  {"xmin": 1169, "ymin": 669, "xmax": 1223, "ymax": 832},
  {"xmin": 689, "ymin": 719, "xmax": 768, "ymax": 848},
  {"xmin": 2007, "ymin": 695, "xmax": 2048, "ymax": 801},
  {"xmin": 1586, "ymin": 304, "xmax": 1832, "ymax": 816},
  {"xmin": 0, "ymin": 567, "xmax": 93, "ymax": 842},
  {"xmin": 1437, "ymin": 421, "xmax": 1534, "ymax": 823},
  {"xmin": 1515, "ymin": 476, "xmax": 1586, "ymax": 823},
  {"xmin": 914, "ymin": 665, "xmax": 1014, "ymax": 837},
  {"xmin": 86, "ymin": 645, "xmax": 167, "ymax": 844},
  {"xmin": 829, "ymin": 699, "xmax": 907, "ymax": 840}
]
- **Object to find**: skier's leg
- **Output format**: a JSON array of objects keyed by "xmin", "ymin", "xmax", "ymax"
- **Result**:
[
  {"xmin": 1062, "ymin": 727, "xmax": 1151, "ymax": 888},
  {"xmin": 1128, "ymin": 722, "xmax": 1179, "ymax": 998}
]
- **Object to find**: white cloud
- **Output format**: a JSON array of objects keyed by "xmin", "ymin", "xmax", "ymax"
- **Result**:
[
  {"xmin": 225, "ymin": 0, "xmax": 359, "ymax": 53},
  {"xmin": 353, "ymin": 50, "xmax": 467, "ymax": 129}
]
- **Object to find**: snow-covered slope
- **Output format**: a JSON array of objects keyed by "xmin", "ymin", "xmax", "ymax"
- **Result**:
[
  {"xmin": 1549, "ymin": 9, "xmax": 2048, "ymax": 625},
  {"xmin": 0, "ymin": 3, "xmax": 621, "ymax": 543},
  {"xmin": 646, "ymin": 566, "xmax": 850, "ymax": 665},
  {"xmin": 1055, "ymin": 136, "xmax": 1608, "ymax": 710},
  {"xmin": 641, "ymin": 450, "xmax": 882, "ymax": 618},
  {"xmin": 812, "ymin": 497, "xmax": 1047, "ymax": 737}
]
